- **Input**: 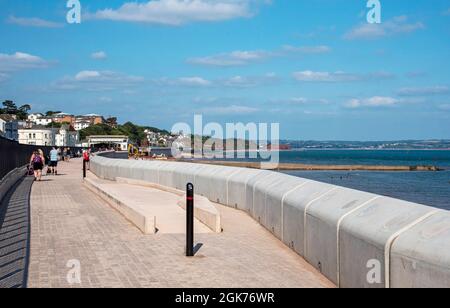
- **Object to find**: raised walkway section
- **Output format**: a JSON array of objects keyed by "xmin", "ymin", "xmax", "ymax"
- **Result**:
[
  {"xmin": 26, "ymin": 159, "xmax": 333, "ymax": 288},
  {"xmin": 83, "ymin": 175, "xmax": 212, "ymax": 234}
]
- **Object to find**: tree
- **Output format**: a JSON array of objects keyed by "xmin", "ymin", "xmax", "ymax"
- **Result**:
[
  {"xmin": 45, "ymin": 111, "xmax": 61, "ymax": 117},
  {"xmin": 1, "ymin": 100, "xmax": 17, "ymax": 114},
  {"xmin": 105, "ymin": 117, "xmax": 118, "ymax": 128},
  {"xmin": 1, "ymin": 100, "xmax": 32, "ymax": 120},
  {"xmin": 17, "ymin": 104, "xmax": 31, "ymax": 120}
]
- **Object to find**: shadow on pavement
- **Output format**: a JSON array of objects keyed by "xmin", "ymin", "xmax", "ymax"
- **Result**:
[{"xmin": 0, "ymin": 176, "xmax": 33, "ymax": 288}]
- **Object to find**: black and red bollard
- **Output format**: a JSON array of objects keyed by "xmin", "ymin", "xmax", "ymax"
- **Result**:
[{"xmin": 186, "ymin": 183, "xmax": 194, "ymax": 257}]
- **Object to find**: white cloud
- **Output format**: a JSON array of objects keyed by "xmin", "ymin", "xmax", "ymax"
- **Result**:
[
  {"xmin": 91, "ymin": 51, "xmax": 107, "ymax": 60},
  {"xmin": 293, "ymin": 70, "xmax": 394, "ymax": 83},
  {"xmin": 344, "ymin": 16, "xmax": 424, "ymax": 40},
  {"xmin": 53, "ymin": 70, "xmax": 144, "ymax": 91},
  {"xmin": 0, "ymin": 73, "xmax": 9, "ymax": 83},
  {"xmin": 0, "ymin": 52, "xmax": 51, "ymax": 72},
  {"xmin": 345, "ymin": 96, "xmax": 399, "ymax": 108},
  {"xmin": 287, "ymin": 97, "xmax": 329, "ymax": 104},
  {"xmin": 221, "ymin": 73, "xmax": 278, "ymax": 87},
  {"xmin": 189, "ymin": 45, "xmax": 331, "ymax": 67},
  {"xmin": 397, "ymin": 86, "xmax": 450, "ymax": 96},
  {"xmin": 200, "ymin": 105, "xmax": 259, "ymax": 115},
  {"xmin": 99, "ymin": 97, "xmax": 113, "ymax": 102},
  {"xmin": 293, "ymin": 71, "xmax": 357, "ymax": 82},
  {"xmin": 7, "ymin": 15, "xmax": 64, "ymax": 28},
  {"xmin": 154, "ymin": 73, "xmax": 276, "ymax": 88},
  {"xmin": 154, "ymin": 76, "xmax": 212, "ymax": 87},
  {"xmin": 75, "ymin": 71, "xmax": 102, "ymax": 80},
  {"xmin": 188, "ymin": 50, "xmax": 273, "ymax": 67},
  {"xmin": 178, "ymin": 77, "xmax": 212, "ymax": 86},
  {"xmin": 90, "ymin": 0, "xmax": 267, "ymax": 26},
  {"xmin": 282, "ymin": 45, "xmax": 331, "ymax": 54}
]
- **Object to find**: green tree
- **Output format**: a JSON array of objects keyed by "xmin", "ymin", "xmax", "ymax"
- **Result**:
[
  {"xmin": 1, "ymin": 100, "xmax": 32, "ymax": 120},
  {"xmin": 45, "ymin": 111, "xmax": 61, "ymax": 117}
]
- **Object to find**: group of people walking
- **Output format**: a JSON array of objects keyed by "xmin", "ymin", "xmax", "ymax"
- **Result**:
[{"xmin": 29, "ymin": 147, "xmax": 90, "ymax": 181}]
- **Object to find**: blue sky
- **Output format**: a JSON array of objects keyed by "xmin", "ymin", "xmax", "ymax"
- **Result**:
[{"xmin": 0, "ymin": 0, "xmax": 449, "ymax": 140}]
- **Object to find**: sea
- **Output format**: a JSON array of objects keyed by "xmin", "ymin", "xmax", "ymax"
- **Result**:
[{"xmin": 226, "ymin": 150, "xmax": 450, "ymax": 210}]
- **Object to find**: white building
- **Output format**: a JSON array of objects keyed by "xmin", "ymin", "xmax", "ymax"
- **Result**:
[
  {"xmin": 27, "ymin": 113, "xmax": 44, "ymax": 122},
  {"xmin": 18, "ymin": 125, "xmax": 79, "ymax": 147},
  {"xmin": 0, "ymin": 115, "xmax": 19, "ymax": 141},
  {"xmin": 18, "ymin": 127, "xmax": 56, "ymax": 146},
  {"xmin": 74, "ymin": 120, "xmax": 91, "ymax": 131},
  {"xmin": 35, "ymin": 117, "xmax": 53, "ymax": 126},
  {"xmin": 28, "ymin": 113, "xmax": 53, "ymax": 126},
  {"xmin": 87, "ymin": 135, "xmax": 128, "ymax": 151},
  {"xmin": 55, "ymin": 125, "xmax": 79, "ymax": 147}
]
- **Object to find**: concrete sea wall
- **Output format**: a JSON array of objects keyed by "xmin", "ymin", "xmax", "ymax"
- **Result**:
[{"xmin": 91, "ymin": 154, "xmax": 450, "ymax": 288}]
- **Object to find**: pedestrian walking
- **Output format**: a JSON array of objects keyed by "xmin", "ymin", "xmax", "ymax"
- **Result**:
[
  {"xmin": 83, "ymin": 149, "xmax": 91, "ymax": 170},
  {"xmin": 49, "ymin": 147, "xmax": 59, "ymax": 175},
  {"xmin": 30, "ymin": 149, "xmax": 45, "ymax": 181}
]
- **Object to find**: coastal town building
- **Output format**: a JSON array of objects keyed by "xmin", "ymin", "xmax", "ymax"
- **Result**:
[
  {"xmin": 87, "ymin": 135, "xmax": 128, "ymax": 151},
  {"xmin": 27, "ymin": 113, "xmax": 44, "ymax": 123},
  {"xmin": 35, "ymin": 117, "xmax": 53, "ymax": 126},
  {"xmin": 74, "ymin": 114, "xmax": 104, "ymax": 131},
  {"xmin": 27, "ymin": 112, "xmax": 105, "ymax": 131},
  {"xmin": 55, "ymin": 124, "xmax": 79, "ymax": 147},
  {"xmin": 0, "ymin": 114, "xmax": 19, "ymax": 141},
  {"xmin": 18, "ymin": 125, "xmax": 79, "ymax": 147},
  {"xmin": 18, "ymin": 126, "xmax": 56, "ymax": 146}
]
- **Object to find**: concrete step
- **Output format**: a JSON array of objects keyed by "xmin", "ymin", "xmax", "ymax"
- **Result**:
[{"xmin": 83, "ymin": 176, "xmax": 212, "ymax": 235}]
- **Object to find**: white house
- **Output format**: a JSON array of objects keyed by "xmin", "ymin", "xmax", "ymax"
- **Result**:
[
  {"xmin": 18, "ymin": 125, "xmax": 79, "ymax": 147},
  {"xmin": 0, "ymin": 115, "xmax": 19, "ymax": 141},
  {"xmin": 35, "ymin": 117, "xmax": 53, "ymax": 126},
  {"xmin": 27, "ymin": 113, "xmax": 44, "ymax": 122},
  {"xmin": 55, "ymin": 125, "xmax": 79, "ymax": 147},
  {"xmin": 74, "ymin": 120, "xmax": 91, "ymax": 131},
  {"xmin": 18, "ymin": 127, "xmax": 56, "ymax": 146}
]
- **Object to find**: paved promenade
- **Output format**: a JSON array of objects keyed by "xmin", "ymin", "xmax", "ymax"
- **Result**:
[{"xmin": 27, "ymin": 158, "xmax": 334, "ymax": 288}]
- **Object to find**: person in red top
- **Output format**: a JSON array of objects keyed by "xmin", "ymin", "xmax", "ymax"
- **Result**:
[{"xmin": 83, "ymin": 149, "xmax": 91, "ymax": 170}]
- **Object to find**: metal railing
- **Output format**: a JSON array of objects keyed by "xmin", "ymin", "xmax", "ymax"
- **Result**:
[{"xmin": 0, "ymin": 136, "xmax": 83, "ymax": 180}]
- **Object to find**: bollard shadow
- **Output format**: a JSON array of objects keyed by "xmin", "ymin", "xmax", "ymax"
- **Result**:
[{"xmin": 193, "ymin": 243, "xmax": 203, "ymax": 256}]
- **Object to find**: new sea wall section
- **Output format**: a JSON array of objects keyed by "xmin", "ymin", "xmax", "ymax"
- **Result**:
[{"xmin": 90, "ymin": 153, "xmax": 450, "ymax": 288}]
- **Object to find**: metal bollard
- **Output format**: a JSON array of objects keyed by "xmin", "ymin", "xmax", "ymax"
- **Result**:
[
  {"xmin": 83, "ymin": 159, "xmax": 86, "ymax": 179},
  {"xmin": 186, "ymin": 183, "xmax": 194, "ymax": 257}
]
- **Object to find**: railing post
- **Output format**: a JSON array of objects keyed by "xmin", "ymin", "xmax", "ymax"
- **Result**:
[{"xmin": 186, "ymin": 183, "xmax": 194, "ymax": 257}]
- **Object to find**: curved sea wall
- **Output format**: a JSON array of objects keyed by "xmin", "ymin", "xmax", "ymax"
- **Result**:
[{"xmin": 90, "ymin": 154, "xmax": 450, "ymax": 288}]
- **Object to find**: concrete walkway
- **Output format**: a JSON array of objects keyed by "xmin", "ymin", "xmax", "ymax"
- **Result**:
[{"xmin": 27, "ymin": 158, "xmax": 334, "ymax": 288}]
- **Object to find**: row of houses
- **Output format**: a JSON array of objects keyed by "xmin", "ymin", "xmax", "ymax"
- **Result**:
[
  {"xmin": 0, "ymin": 112, "xmax": 107, "ymax": 147},
  {"xmin": 27, "ymin": 113, "xmax": 105, "ymax": 131}
]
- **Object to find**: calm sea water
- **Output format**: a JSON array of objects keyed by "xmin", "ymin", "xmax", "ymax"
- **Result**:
[
  {"xmin": 278, "ymin": 150, "xmax": 450, "ymax": 211},
  {"xmin": 220, "ymin": 150, "xmax": 450, "ymax": 210}
]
